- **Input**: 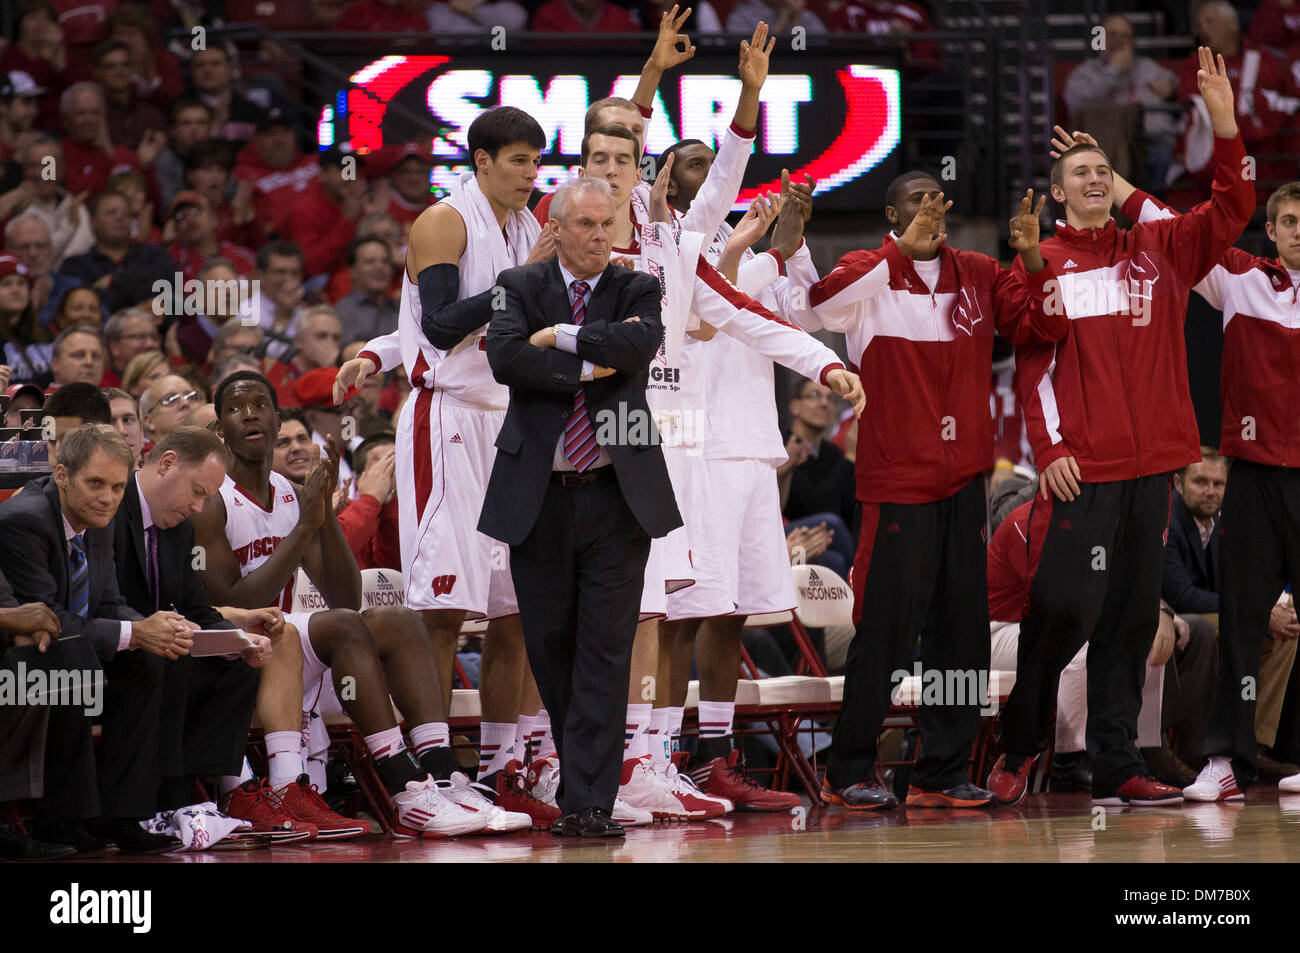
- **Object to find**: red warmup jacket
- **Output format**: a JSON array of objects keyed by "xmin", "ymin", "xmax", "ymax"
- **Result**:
[
  {"xmin": 1125, "ymin": 186, "xmax": 1300, "ymax": 467},
  {"xmin": 337, "ymin": 493, "xmax": 401, "ymax": 571},
  {"xmin": 1012, "ymin": 133, "xmax": 1254, "ymax": 483},
  {"xmin": 987, "ymin": 501, "xmax": 1045, "ymax": 623},
  {"xmin": 807, "ymin": 235, "xmax": 1068, "ymax": 504}
]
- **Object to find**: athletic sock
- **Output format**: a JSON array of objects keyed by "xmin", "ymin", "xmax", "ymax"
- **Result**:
[
  {"xmin": 515, "ymin": 713, "xmax": 537, "ymax": 764},
  {"xmin": 535, "ymin": 709, "xmax": 556, "ymax": 760},
  {"xmin": 698, "ymin": 700, "xmax": 735, "ymax": 740},
  {"xmin": 665, "ymin": 706, "xmax": 685, "ymax": 756},
  {"xmin": 363, "ymin": 725, "xmax": 407, "ymax": 760},
  {"xmin": 648, "ymin": 708, "xmax": 672, "ymax": 765},
  {"xmin": 409, "ymin": 722, "xmax": 450, "ymax": 759},
  {"xmin": 477, "ymin": 721, "xmax": 517, "ymax": 780},
  {"xmin": 219, "ymin": 757, "xmax": 255, "ymax": 798},
  {"xmin": 625, "ymin": 703, "xmax": 652, "ymax": 761},
  {"xmin": 266, "ymin": 731, "xmax": 305, "ymax": 790}
]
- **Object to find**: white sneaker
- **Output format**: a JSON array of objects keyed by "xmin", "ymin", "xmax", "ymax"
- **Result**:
[
  {"xmin": 618, "ymin": 756, "xmax": 691, "ymax": 821},
  {"xmin": 656, "ymin": 759, "xmax": 733, "ymax": 819},
  {"xmin": 612, "ymin": 796, "xmax": 653, "ymax": 827},
  {"xmin": 526, "ymin": 756, "xmax": 561, "ymax": 808},
  {"xmin": 1183, "ymin": 757, "xmax": 1244, "ymax": 802},
  {"xmin": 1280, "ymin": 772, "xmax": 1300, "ymax": 793},
  {"xmin": 445, "ymin": 772, "xmax": 532, "ymax": 833},
  {"xmin": 392, "ymin": 777, "xmax": 489, "ymax": 838}
]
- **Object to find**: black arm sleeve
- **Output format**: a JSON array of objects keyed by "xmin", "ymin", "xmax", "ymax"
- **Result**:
[{"xmin": 419, "ymin": 263, "xmax": 497, "ymax": 350}]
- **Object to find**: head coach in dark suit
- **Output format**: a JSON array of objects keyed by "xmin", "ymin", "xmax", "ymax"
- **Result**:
[
  {"xmin": 480, "ymin": 176, "xmax": 681, "ymax": 837},
  {"xmin": 0, "ymin": 423, "xmax": 194, "ymax": 854},
  {"xmin": 111, "ymin": 426, "xmax": 272, "ymax": 821}
]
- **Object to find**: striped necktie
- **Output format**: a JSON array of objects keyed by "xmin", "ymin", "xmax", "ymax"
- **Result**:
[
  {"xmin": 563, "ymin": 280, "xmax": 600, "ymax": 472},
  {"xmin": 68, "ymin": 534, "xmax": 89, "ymax": 618}
]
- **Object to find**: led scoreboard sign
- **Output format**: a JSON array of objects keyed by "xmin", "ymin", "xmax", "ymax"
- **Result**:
[{"xmin": 320, "ymin": 52, "xmax": 901, "ymax": 212}]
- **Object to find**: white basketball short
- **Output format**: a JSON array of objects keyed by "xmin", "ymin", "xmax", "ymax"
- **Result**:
[
  {"xmin": 395, "ymin": 391, "xmax": 517, "ymax": 619},
  {"xmin": 285, "ymin": 610, "xmax": 335, "ymax": 715},
  {"xmin": 705, "ymin": 456, "xmax": 797, "ymax": 617},
  {"xmin": 664, "ymin": 448, "xmax": 735, "ymax": 622}
]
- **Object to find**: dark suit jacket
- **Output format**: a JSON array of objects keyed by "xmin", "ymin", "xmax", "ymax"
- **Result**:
[
  {"xmin": 1162, "ymin": 493, "xmax": 1220, "ymax": 614},
  {"xmin": 0, "ymin": 476, "xmax": 142, "ymax": 661},
  {"xmin": 479, "ymin": 259, "xmax": 682, "ymax": 545},
  {"xmin": 111, "ymin": 476, "xmax": 232, "ymax": 630}
]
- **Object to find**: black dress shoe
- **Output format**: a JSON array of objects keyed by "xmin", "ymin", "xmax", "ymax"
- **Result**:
[
  {"xmin": 31, "ymin": 821, "xmax": 117, "ymax": 857},
  {"xmin": 89, "ymin": 819, "xmax": 182, "ymax": 855},
  {"xmin": 0, "ymin": 822, "xmax": 76, "ymax": 861},
  {"xmin": 1048, "ymin": 751, "xmax": 1093, "ymax": 793},
  {"xmin": 553, "ymin": 807, "xmax": 625, "ymax": 838}
]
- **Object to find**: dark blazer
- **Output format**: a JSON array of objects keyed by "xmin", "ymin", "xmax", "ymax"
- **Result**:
[
  {"xmin": 0, "ymin": 476, "xmax": 142, "ymax": 661},
  {"xmin": 1162, "ymin": 493, "xmax": 1220, "ymax": 614},
  {"xmin": 479, "ymin": 258, "xmax": 682, "ymax": 545},
  {"xmin": 111, "ymin": 475, "xmax": 232, "ymax": 630}
]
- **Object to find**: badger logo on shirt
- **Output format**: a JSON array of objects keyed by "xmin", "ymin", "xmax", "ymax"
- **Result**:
[{"xmin": 952, "ymin": 288, "xmax": 984, "ymax": 336}]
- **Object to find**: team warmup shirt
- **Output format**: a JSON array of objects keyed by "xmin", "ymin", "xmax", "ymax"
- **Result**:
[{"xmin": 218, "ymin": 471, "xmax": 300, "ymax": 612}]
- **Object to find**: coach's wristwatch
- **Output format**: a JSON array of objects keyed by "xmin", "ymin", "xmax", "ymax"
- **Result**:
[
  {"xmin": 552, "ymin": 324, "xmax": 564, "ymax": 347},
  {"xmin": 1159, "ymin": 602, "xmax": 1176, "ymax": 619}
]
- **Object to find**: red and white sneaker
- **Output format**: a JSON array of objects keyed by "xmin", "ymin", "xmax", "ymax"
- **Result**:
[
  {"xmin": 693, "ymin": 750, "xmax": 800, "ymax": 812},
  {"xmin": 612, "ymin": 796, "xmax": 654, "ymax": 827},
  {"xmin": 1093, "ymin": 774, "xmax": 1184, "ymax": 807},
  {"xmin": 274, "ymin": 774, "xmax": 369, "ymax": 840},
  {"xmin": 495, "ymin": 759, "xmax": 560, "ymax": 830},
  {"xmin": 656, "ymin": 759, "xmax": 732, "ymax": 818},
  {"xmin": 393, "ymin": 777, "xmax": 489, "ymax": 838},
  {"xmin": 1183, "ymin": 758, "xmax": 1245, "ymax": 802},
  {"xmin": 618, "ymin": 756, "xmax": 692, "ymax": 821},
  {"xmin": 223, "ymin": 779, "xmax": 317, "ymax": 843},
  {"xmin": 1281, "ymin": 772, "xmax": 1300, "ymax": 794},
  {"xmin": 444, "ymin": 772, "xmax": 531, "ymax": 833}
]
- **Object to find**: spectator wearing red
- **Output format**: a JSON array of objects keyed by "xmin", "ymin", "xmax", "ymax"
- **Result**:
[
  {"xmin": 530, "ymin": 0, "xmax": 638, "ymax": 32},
  {"xmin": 104, "ymin": 170, "xmax": 162, "ymax": 245},
  {"xmin": 154, "ymin": 97, "xmax": 215, "ymax": 211},
  {"xmin": 336, "ymin": 0, "xmax": 428, "ymax": 31},
  {"xmin": 233, "ymin": 109, "xmax": 318, "ymax": 239},
  {"xmin": 0, "ymin": 72, "xmax": 44, "ymax": 163},
  {"xmin": 0, "ymin": 2, "xmax": 68, "ymax": 132},
  {"xmin": 92, "ymin": 40, "xmax": 167, "ymax": 153},
  {"xmin": 58, "ymin": 82, "xmax": 157, "ymax": 200},
  {"xmin": 326, "ymin": 210, "xmax": 402, "ymax": 301},
  {"xmin": 104, "ymin": 2, "xmax": 185, "ymax": 109},
  {"xmin": 375, "ymin": 142, "xmax": 435, "ymax": 227},
  {"xmin": 188, "ymin": 46, "xmax": 265, "ymax": 146},
  {"xmin": 1170, "ymin": 1, "xmax": 1291, "ymax": 205},
  {"xmin": 1248, "ymin": 0, "xmax": 1300, "ymax": 61},
  {"xmin": 183, "ymin": 138, "xmax": 266, "ymax": 250},
  {"xmin": 100, "ymin": 306, "xmax": 161, "ymax": 388},
  {"xmin": 0, "ymin": 136, "xmax": 96, "ymax": 267},
  {"xmin": 165, "ymin": 190, "xmax": 256, "ymax": 281},
  {"xmin": 337, "ymin": 432, "xmax": 400, "ymax": 571},
  {"xmin": 281, "ymin": 147, "xmax": 363, "ymax": 279},
  {"xmin": 827, "ymin": 1, "xmax": 940, "ymax": 75}
]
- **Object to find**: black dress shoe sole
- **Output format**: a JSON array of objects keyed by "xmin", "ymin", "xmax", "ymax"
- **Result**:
[{"xmin": 115, "ymin": 842, "xmax": 182, "ymax": 855}]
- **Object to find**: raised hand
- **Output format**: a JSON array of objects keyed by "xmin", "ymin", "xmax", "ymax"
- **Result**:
[
  {"xmin": 334, "ymin": 356, "xmax": 375, "ymax": 405},
  {"xmin": 1196, "ymin": 45, "xmax": 1238, "ymax": 137},
  {"xmin": 729, "ymin": 192, "xmax": 780, "ymax": 251},
  {"xmin": 649, "ymin": 5, "xmax": 696, "ymax": 72},
  {"xmin": 525, "ymin": 224, "xmax": 558, "ymax": 264},
  {"xmin": 895, "ymin": 191, "xmax": 951, "ymax": 258},
  {"xmin": 1008, "ymin": 189, "xmax": 1047, "ymax": 253},
  {"xmin": 738, "ymin": 21, "xmax": 776, "ymax": 89},
  {"xmin": 1049, "ymin": 125, "xmax": 1099, "ymax": 159},
  {"xmin": 649, "ymin": 152, "xmax": 675, "ymax": 223}
]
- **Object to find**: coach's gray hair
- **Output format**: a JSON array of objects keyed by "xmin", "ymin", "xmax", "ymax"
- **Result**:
[
  {"xmin": 550, "ymin": 177, "xmax": 615, "ymax": 224},
  {"xmin": 60, "ymin": 82, "xmax": 106, "ymax": 118},
  {"xmin": 58, "ymin": 423, "xmax": 135, "ymax": 477}
]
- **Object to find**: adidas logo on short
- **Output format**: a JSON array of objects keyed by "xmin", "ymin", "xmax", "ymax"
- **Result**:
[
  {"xmin": 1062, "ymin": 259, "xmax": 1078, "ymax": 269},
  {"xmin": 449, "ymin": 433, "xmax": 463, "ymax": 444}
]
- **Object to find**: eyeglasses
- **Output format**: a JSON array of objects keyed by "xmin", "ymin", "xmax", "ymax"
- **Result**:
[
  {"xmin": 157, "ymin": 389, "xmax": 203, "ymax": 409},
  {"xmin": 799, "ymin": 391, "xmax": 831, "ymax": 403},
  {"xmin": 173, "ymin": 206, "xmax": 201, "ymax": 222}
]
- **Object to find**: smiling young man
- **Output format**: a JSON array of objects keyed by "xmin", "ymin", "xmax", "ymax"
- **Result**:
[
  {"xmin": 192, "ymin": 371, "xmax": 516, "ymax": 837},
  {"xmin": 1100, "ymin": 164, "xmax": 1300, "ymax": 801},
  {"xmin": 988, "ymin": 49, "xmax": 1255, "ymax": 807}
]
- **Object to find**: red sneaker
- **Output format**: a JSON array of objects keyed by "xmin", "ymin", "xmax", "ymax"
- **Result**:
[
  {"xmin": 497, "ymin": 759, "xmax": 560, "ymax": 830},
  {"xmin": 987, "ymin": 753, "xmax": 1038, "ymax": 805},
  {"xmin": 273, "ymin": 774, "xmax": 369, "ymax": 840},
  {"xmin": 223, "ymin": 779, "xmax": 317, "ymax": 843},
  {"xmin": 694, "ymin": 750, "xmax": 802, "ymax": 812},
  {"xmin": 1093, "ymin": 774, "xmax": 1184, "ymax": 807}
]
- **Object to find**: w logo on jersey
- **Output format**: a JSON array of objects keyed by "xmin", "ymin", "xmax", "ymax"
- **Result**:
[
  {"xmin": 952, "ymin": 288, "xmax": 984, "ymax": 336},
  {"xmin": 431, "ymin": 574, "xmax": 457, "ymax": 597}
]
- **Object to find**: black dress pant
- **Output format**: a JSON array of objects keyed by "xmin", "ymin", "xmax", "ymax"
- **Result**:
[
  {"xmin": 510, "ymin": 469, "xmax": 651, "ymax": 815},
  {"xmin": 1000, "ymin": 474, "xmax": 1170, "ymax": 790},
  {"xmin": 26, "ymin": 635, "xmax": 102, "ymax": 822},
  {"xmin": 827, "ymin": 477, "xmax": 989, "ymax": 791},
  {"xmin": 97, "ymin": 649, "xmax": 166, "ymax": 819},
  {"xmin": 1204, "ymin": 460, "xmax": 1300, "ymax": 788}
]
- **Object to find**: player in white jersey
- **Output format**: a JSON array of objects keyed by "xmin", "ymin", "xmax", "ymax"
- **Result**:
[
  {"xmin": 193, "ymin": 372, "xmax": 527, "ymax": 837},
  {"xmin": 333, "ymin": 108, "xmax": 563, "ymax": 829}
]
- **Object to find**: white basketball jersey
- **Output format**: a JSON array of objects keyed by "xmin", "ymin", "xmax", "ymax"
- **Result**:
[{"xmin": 218, "ymin": 471, "xmax": 300, "ymax": 611}]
